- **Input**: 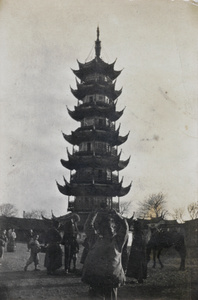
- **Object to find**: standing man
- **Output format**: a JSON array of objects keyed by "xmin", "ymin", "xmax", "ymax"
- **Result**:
[{"xmin": 62, "ymin": 214, "xmax": 80, "ymax": 274}]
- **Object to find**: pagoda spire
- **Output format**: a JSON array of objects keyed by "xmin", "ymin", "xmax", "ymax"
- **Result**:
[{"xmin": 95, "ymin": 26, "xmax": 101, "ymax": 58}]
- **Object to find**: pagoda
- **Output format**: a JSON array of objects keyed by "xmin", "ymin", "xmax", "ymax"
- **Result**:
[{"xmin": 57, "ymin": 28, "xmax": 131, "ymax": 220}]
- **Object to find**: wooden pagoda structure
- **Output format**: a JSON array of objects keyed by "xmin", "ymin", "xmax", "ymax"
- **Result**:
[{"xmin": 57, "ymin": 28, "xmax": 131, "ymax": 219}]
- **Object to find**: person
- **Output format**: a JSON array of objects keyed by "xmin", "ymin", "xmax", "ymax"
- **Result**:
[
  {"xmin": 82, "ymin": 208, "xmax": 129, "ymax": 300},
  {"xmin": 26, "ymin": 229, "xmax": 34, "ymax": 252},
  {"xmin": 44, "ymin": 220, "xmax": 62, "ymax": 275},
  {"xmin": 126, "ymin": 220, "xmax": 147, "ymax": 284},
  {"xmin": 61, "ymin": 214, "xmax": 80, "ymax": 274},
  {"xmin": 80, "ymin": 237, "xmax": 89, "ymax": 265},
  {"xmin": 7, "ymin": 229, "xmax": 17, "ymax": 252},
  {"xmin": 0, "ymin": 230, "xmax": 8, "ymax": 265},
  {"xmin": 69, "ymin": 236, "xmax": 79, "ymax": 272},
  {"xmin": 80, "ymin": 203, "xmax": 107, "ymax": 265},
  {"xmin": 24, "ymin": 234, "xmax": 41, "ymax": 271}
]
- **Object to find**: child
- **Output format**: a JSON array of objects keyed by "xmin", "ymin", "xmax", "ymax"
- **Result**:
[{"xmin": 24, "ymin": 234, "xmax": 41, "ymax": 271}]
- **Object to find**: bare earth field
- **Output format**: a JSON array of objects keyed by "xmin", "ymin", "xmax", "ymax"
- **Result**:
[{"xmin": 0, "ymin": 242, "xmax": 197, "ymax": 300}]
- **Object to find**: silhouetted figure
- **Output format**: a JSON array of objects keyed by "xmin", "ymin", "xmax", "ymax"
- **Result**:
[
  {"xmin": 7, "ymin": 229, "xmax": 16, "ymax": 252},
  {"xmin": 44, "ymin": 220, "xmax": 62, "ymax": 275},
  {"xmin": 24, "ymin": 234, "xmax": 41, "ymax": 271},
  {"xmin": 126, "ymin": 220, "xmax": 147, "ymax": 284},
  {"xmin": 61, "ymin": 215, "xmax": 79, "ymax": 273},
  {"xmin": 69, "ymin": 237, "xmax": 79, "ymax": 272},
  {"xmin": 0, "ymin": 230, "xmax": 7, "ymax": 264}
]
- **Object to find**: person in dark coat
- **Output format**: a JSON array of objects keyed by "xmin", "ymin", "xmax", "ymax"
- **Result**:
[
  {"xmin": 68, "ymin": 236, "xmax": 79, "ymax": 272},
  {"xmin": 61, "ymin": 215, "xmax": 80, "ymax": 273},
  {"xmin": 44, "ymin": 220, "xmax": 62, "ymax": 275},
  {"xmin": 126, "ymin": 220, "xmax": 147, "ymax": 284}
]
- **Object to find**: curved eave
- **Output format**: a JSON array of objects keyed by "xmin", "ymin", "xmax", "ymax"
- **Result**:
[
  {"xmin": 56, "ymin": 181, "xmax": 71, "ymax": 196},
  {"xmin": 118, "ymin": 183, "xmax": 132, "ymax": 197},
  {"xmin": 61, "ymin": 155, "xmax": 128, "ymax": 171},
  {"xmin": 67, "ymin": 107, "xmax": 79, "ymax": 121},
  {"xmin": 57, "ymin": 182, "xmax": 129, "ymax": 197},
  {"xmin": 60, "ymin": 159, "xmax": 72, "ymax": 170},
  {"xmin": 72, "ymin": 58, "xmax": 122, "ymax": 81},
  {"xmin": 68, "ymin": 105, "xmax": 122, "ymax": 121},
  {"xmin": 63, "ymin": 130, "xmax": 121, "ymax": 146},
  {"xmin": 71, "ymin": 85, "xmax": 122, "ymax": 101},
  {"xmin": 62, "ymin": 132, "xmax": 74, "ymax": 145},
  {"xmin": 115, "ymin": 132, "xmax": 130, "ymax": 146},
  {"xmin": 118, "ymin": 156, "xmax": 131, "ymax": 171},
  {"xmin": 109, "ymin": 109, "xmax": 124, "ymax": 122}
]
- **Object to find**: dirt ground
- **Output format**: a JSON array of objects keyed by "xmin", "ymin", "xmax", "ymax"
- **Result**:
[{"xmin": 0, "ymin": 242, "xmax": 197, "ymax": 300}]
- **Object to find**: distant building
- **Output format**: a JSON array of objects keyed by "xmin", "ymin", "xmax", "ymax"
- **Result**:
[
  {"xmin": 0, "ymin": 216, "xmax": 49, "ymax": 242},
  {"xmin": 57, "ymin": 28, "xmax": 131, "ymax": 223}
]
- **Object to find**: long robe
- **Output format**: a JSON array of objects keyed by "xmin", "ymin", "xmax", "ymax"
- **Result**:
[
  {"xmin": 126, "ymin": 232, "xmax": 147, "ymax": 282},
  {"xmin": 44, "ymin": 228, "xmax": 62, "ymax": 272}
]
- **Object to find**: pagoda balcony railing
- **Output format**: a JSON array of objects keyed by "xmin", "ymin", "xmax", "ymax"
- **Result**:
[
  {"xmin": 84, "ymin": 75, "xmax": 112, "ymax": 84},
  {"xmin": 80, "ymin": 124, "xmax": 115, "ymax": 131},
  {"xmin": 73, "ymin": 148, "xmax": 117, "ymax": 156},
  {"xmin": 70, "ymin": 173, "xmax": 119, "ymax": 184}
]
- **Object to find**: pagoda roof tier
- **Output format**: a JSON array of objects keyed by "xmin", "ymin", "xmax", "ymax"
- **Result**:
[
  {"xmin": 62, "ymin": 128, "xmax": 129, "ymax": 146},
  {"xmin": 71, "ymin": 81, "xmax": 122, "ymax": 101},
  {"xmin": 67, "ymin": 104, "xmax": 124, "ymax": 122},
  {"xmin": 72, "ymin": 57, "xmax": 122, "ymax": 81},
  {"xmin": 56, "ymin": 179, "xmax": 131, "ymax": 197},
  {"xmin": 61, "ymin": 151, "xmax": 130, "ymax": 171}
]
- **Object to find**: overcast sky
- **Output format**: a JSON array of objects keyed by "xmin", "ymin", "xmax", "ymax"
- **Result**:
[{"xmin": 0, "ymin": 0, "xmax": 197, "ymax": 219}]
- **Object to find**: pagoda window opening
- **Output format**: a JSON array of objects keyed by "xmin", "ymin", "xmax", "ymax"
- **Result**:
[
  {"xmin": 87, "ymin": 142, "xmax": 91, "ymax": 152},
  {"xmin": 79, "ymin": 142, "xmax": 93, "ymax": 152},
  {"xmin": 99, "ymin": 95, "xmax": 103, "ymax": 101},
  {"xmin": 95, "ymin": 141, "xmax": 108, "ymax": 153},
  {"xmin": 105, "ymin": 96, "xmax": 109, "ymax": 104},
  {"xmin": 95, "ymin": 94, "xmax": 105, "ymax": 103},
  {"xmin": 107, "ymin": 170, "xmax": 111, "ymax": 180},
  {"xmin": 89, "ymin": 96, "xmax": 94, "ymax": 103},
  {"xmin": 111, "ymin": 146, "xmax": 117, "ymax": 156},
  {"xmin": 85, "ymin": 197, "xmax": 89, "ymax": 207},
  {"xmin": 82, "ymin": 118, "xmax": 95, "ymax": 127},
  {"xmin": 84, "ymin": 95, "xmax": 95, "ymax": 103},
  {"xmin": 98, "ymin": 169, "xmax": 103, "ymax": 179},
  {"xmin": 112, "ymin": 172, "xmax": 118, "ymax": 184},
  {"xmin": 98, "ymin": 118, "xmax": 104, "ymax": 127},
  {"xmin": 85, "ymin": 74, "xmax": 109, "ymax": 83}
]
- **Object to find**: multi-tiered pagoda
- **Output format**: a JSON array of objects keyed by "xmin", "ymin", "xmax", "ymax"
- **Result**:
[{"xmin": 57, "ymin": 28, "xmax": 131, "ymax": 219}]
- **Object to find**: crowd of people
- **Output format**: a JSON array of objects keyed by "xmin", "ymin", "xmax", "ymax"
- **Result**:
[{"xmin": 0, "ymin": 205, "xmax": 148, "ymax": 300}]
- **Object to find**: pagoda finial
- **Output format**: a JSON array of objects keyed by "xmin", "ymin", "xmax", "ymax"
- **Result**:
[
  {"xmin": 95, "ymin": 26, "xmax": 101, "ymax": 58},
  {"xmin": 97, "ymin": 26, "xmax": 100, "ymax": 40}
]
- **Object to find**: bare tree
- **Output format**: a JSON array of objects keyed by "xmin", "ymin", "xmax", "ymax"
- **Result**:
[
  {"xmin": 119, "ymin": 200, "xmax": 132, "ymax": 217},
  {"xmin": 187, "ymin": 202, "xmax": 198, "ymax": 220},
  {"xmin": 137, "ymin": 193, "xmax": 167, "ymax": 219},
  {"xmin": 23, "ymin": 209, "xmax": 48, "ymax": 219},
  {"xmin": 0, "ymin": 203, "xmax": 18, "ymax": 217},
  {"xmin": 171, "ymin": 207, "xmax": 185, "ymax": 223}
]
